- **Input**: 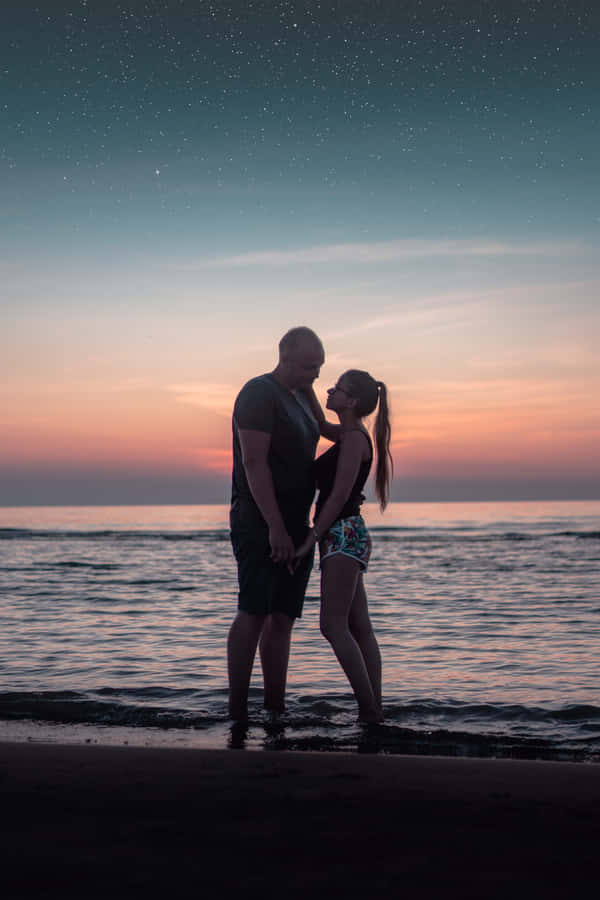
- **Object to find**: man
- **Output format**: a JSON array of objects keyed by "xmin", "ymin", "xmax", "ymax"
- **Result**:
[{"xmin": 227, "ymin": 326, "xmax": 325, "ymax": 720}]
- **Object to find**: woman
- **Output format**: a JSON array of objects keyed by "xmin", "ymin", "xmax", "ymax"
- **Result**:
[{"xmin": 296, "ymin": 370, "xmax": 392, "ymax": 723}]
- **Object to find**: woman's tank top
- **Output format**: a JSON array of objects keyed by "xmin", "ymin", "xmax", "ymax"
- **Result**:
[{"xmin": 314, "ymin": 430, "xmax": 373, "ymax": 521}]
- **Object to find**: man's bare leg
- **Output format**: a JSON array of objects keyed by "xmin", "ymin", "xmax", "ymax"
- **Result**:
[
  {"xmin": 259, "ymin": 611, "xmax": 294, "ymax": 713},
  {"xmin": 227, "ymin": 611, "xmax": 266, "ymax": 720}
]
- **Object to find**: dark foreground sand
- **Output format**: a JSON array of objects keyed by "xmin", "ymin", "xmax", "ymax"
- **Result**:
[{"xmin": 2, "ymin": 742, "xmax": 600, "ymax": 899}]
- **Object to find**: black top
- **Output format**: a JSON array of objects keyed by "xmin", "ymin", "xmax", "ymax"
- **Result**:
[
  {"xmin": 314, "ymin": 430, "xmax": 373, "ymax": 521},
  {"xmin": 231, "ymin": 373, "xmax": 320, "ymax": 537}
]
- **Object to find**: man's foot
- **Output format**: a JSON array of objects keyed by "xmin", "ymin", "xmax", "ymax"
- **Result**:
[
  {"xmin": 228, "ymin": 703, "xmax": 249, "ymax": 722},
  {"xmin": 358, "ymin": 706, "xmax": 384, "ymax": 725},
  {"xmin": 228, "ymin": 720, "xmax": 249, "ymax": 749}
]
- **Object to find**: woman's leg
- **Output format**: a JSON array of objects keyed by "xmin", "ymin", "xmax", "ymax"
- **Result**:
[
  {"xmin": 348, "ymin": 575, "xmax": 382, "ymax": 713},
  {"xmin": 320, "ymin": 555, "xmax": 380, "ymax": 721}
]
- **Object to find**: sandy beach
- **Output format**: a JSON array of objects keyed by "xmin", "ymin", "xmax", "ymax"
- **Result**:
[{"xmin": 2, "ymin": 741, "xmax": 599, "ymax": 898}]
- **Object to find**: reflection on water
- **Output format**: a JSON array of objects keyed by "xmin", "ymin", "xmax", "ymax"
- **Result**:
[
  {"xmin": 1, "ymin": 501, "xmax": 599, "ymax": 758},
  {"xmin": 2, "ymin": 499, "xmax": 599, "ymax": 532}
]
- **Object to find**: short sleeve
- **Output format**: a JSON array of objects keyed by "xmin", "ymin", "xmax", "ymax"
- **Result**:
[{"xmin": 233, "ymin": 377, "xmax": 276, "ymax": 434}]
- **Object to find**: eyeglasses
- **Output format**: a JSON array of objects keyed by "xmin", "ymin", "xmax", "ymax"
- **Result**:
[{"xmin": 329, "ymin": 383, "xmax": 353, "ymax": 397}]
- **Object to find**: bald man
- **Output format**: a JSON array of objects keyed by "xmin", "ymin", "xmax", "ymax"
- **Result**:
[{"xmin": 227, "ymin": 327, "xmax": 325, "ymax": 720}]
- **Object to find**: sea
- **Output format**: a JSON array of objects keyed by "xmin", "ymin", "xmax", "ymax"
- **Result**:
[{"xmin": 1, "ymin": 501, "xmax": 599, "ymax": 761}]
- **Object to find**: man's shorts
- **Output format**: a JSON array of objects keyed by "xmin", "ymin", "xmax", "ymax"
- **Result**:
[
  {"xmin": 319, "ymin": 515, "xmax": 372, "ymax": 572},
  {"xmin": 230, "ymin": 526, "xmax": 314, "ymax": 619}
]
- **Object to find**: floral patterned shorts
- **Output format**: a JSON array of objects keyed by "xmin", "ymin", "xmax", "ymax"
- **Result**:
[{"xmin": 319, "ymin": 515, "xmax": 372, "ymax": 572}]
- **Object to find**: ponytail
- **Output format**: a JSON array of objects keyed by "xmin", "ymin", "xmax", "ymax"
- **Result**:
[
  {"xmin": 342, "ymin": 369, "xmax": 393, "ymax": 510},
  {"xmin": 374, "ymin": 381, "xmax": 393, "ymax": 511}
]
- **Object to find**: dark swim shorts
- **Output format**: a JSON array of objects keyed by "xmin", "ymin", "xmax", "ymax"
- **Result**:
[{"xmin": 230, "ymin": 527, "xmax": 314, "ymax": 619}]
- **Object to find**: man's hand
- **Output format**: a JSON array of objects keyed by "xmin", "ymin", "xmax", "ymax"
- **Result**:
[{"xmin": 268, "ymin": 523, "xmax": 296, "ymax": 565}]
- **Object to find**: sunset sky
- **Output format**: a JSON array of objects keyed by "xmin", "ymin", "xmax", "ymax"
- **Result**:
[{"xmin": 2, "ymin": 2, "xmax": 599, "ymax": 505}]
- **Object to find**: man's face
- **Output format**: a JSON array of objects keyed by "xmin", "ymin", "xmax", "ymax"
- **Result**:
[{"xmin": 283, "ymin": 339, "xmax": 324, "ymax": 390}]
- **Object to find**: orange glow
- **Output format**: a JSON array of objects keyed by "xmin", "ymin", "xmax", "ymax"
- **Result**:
[{"xmin": 2, "ymin": 368, "xmax": 598, "ymax": 487}]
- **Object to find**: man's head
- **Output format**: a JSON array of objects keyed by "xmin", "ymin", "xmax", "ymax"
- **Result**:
[{"xmin": 277, "ymin": 326, "xmax": 325, "ymax": 390}]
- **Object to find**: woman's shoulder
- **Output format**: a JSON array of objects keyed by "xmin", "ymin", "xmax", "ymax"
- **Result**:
[{"xmin": 339, "ymin": 428, "xmax": 372, "ymax": 456}]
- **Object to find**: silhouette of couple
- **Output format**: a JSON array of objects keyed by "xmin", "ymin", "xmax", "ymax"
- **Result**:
[{"xmin": 227, "ymin": 327, "xmax": 392, "ymax": 723}]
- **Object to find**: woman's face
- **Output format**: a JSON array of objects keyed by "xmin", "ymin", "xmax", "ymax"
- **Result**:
[{"xmin": 325, "ymin": 374, "xmax": 354, "ymax": 411}]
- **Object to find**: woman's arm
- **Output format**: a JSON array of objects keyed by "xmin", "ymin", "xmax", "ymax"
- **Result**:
[
  {"xmin": 302, "ymin": 385, "xmax": 341, "ymax": 442},
  {"xmin": 295, "ymin": 431, "xmax": 364, "ymax": 559}
]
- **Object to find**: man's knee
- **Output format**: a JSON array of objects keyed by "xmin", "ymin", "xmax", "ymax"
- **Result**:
[
  {"xmin": 229, "ymin": 610, "xmax": 266, "ymax": 643},
  {"xmin": 266, "ymin": 611, "xmax": 295, "ymax": 635}
]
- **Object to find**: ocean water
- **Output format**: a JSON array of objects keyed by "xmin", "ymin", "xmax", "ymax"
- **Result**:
[{"xmin": 1, "ymin": 501, "xmax": 599, "ymax": 761}]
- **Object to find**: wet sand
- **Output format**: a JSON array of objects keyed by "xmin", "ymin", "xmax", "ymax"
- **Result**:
[{"xmin": 2, "ymin": 741, "xmax": 599, "ymax": 898}]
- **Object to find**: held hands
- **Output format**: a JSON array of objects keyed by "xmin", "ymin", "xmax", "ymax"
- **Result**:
[
  {"xmin": 293, "ymin": 532, "xmax": 317, "ymax": 564},
  {"xmin": 269, "ymin": 524, "xmax": 317, "ymax": 573},
  {"xmin": 295, "ymin": 535, "xmax": 316, "ymax": 561},
  {"xmin": 268, "ymin": 523, "xmax": 296, "ymax": 566}
]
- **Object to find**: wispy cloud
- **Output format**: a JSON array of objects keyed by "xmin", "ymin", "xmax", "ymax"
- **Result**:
[
  {"xmin": 188, "ymin": 239, "xmax": 586, "ymax": 269},
  {"xmin": 319, "ymin": 278, "xmax": 598, "ymax": 343},
  {"xmin": 168, "ymin": 382, "xmax": 235, "ymax": 416}
]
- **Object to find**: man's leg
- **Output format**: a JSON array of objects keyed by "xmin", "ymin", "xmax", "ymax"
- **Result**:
[
  {"xmin": 227, "ymin": 610, "xmax": 266, "ymax": 720},
  {"xmin": 259, "ymin": 611, "xmax": 294, "ymax": 713}
]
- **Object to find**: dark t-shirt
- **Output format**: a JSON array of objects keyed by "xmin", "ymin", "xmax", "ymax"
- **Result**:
[{"xmin": 230, "ymin": 374, "xmax": 320, "ymax": 537}]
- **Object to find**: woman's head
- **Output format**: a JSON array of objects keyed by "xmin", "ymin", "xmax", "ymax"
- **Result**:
[
  {"xmin": 336, "ymin": 369, "xmax": 380, "ymax": 417},
  {"xmin": 329, "ymin": 369, "xmax": 393, "ymax": 511}
]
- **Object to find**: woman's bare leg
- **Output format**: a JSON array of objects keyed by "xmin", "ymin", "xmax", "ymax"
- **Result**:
[
  {"xmin": 348, "ymin": 575, "xmax": 382, "ymax": 713},
  {"xmin": 320, "ymin": 556, "xmax": 380, "ymax": 721}
]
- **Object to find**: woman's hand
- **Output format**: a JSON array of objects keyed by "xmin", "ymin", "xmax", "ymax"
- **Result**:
[
  {"xmin": 288, "ymin": 534, "xmax": 316, "ymax": 574},
  {"xmin": 294, "ymin": 533, "xmax": 317, "ymax": 563}
]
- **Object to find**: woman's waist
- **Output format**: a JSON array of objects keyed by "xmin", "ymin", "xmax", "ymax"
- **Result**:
[{"xmin": 315, "ymin": 492, "xmax": 366, "ymax": 521}]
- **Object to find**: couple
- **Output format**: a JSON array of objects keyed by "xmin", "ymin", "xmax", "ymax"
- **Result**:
[{"xmin": 227, "ymin": 326, "xmax": 392, "ymax": 724}]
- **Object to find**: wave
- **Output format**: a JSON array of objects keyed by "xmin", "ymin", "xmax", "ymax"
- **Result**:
[
  {"xmin": 0, "ymin": 528, "xmax": 230, "ymax": 542},
  {"xmin": 0, "ymin": 689, "xmax": 221, "ymax": 730},
  {"xmin": 383, "ymin": 698, "xmax": 600, "ymax": 725},
  {"xmin": 1, "ymin": 690, "xmax": 598, "ymax": 761},
  {"xmin": 3, "ymin": 526, "xmax": 599, "ymax": 543}
]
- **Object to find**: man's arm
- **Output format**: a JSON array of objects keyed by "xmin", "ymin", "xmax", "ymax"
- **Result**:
[
  {"xmin": 302, "ymin": 386, "xmax": 341, "ymax": 442},
  {"xmin": 238, "ymin": 428, "xmax": 295, "ymax": 565}
]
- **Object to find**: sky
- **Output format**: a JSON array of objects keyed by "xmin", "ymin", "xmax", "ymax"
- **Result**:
[{"xmin": 2, "ymin": 1, "xmax": 599, "ymax": 505}]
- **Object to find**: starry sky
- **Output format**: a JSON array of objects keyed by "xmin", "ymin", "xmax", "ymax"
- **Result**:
[{"xmin": 2, "ymin": 1, "xmax": 599, "ymax": 504}]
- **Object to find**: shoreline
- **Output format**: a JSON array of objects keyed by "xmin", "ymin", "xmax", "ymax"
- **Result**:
[
  {"xmin": 3, "ymin": 740, "xmax": 600, "ymax": 898},
  {"xmin": 2, "ymin": 716, "xmax": 598, "ymax": 763}
]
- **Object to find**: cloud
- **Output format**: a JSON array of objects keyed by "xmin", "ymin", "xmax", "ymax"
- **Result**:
[
  {"xmin": 317, "ymin": 278, "xmax": 599, "ymax": 345},
  {"xmin": 169, "ymin": 382, "xmax": 236, "ymax": 417},
  {"xmin": 189, "ymin": 239, "xmax": 586, "ymax": 269}
]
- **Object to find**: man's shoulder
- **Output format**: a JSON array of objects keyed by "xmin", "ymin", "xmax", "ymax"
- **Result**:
[
  {"xmin": 238, "ymin": 373, "xmax": 274, "ymax": 392},
  {"xmin": 233, "ymin": 374, "xmax": 282, "ymax": 431},
  {"xmin": 235, "ymin": 373, "xmax": 277, "ymax": 404}
]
